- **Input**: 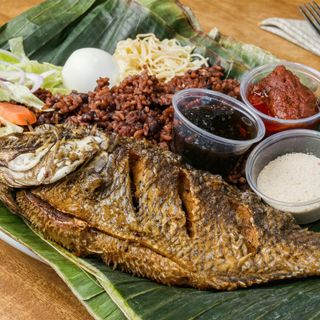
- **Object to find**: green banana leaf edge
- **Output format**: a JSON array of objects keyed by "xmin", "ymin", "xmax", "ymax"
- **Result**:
[
  {"xmin": 2, "ymin": 202, "xmax": 320, "ymax": 320},
  {"xmin": 0, "ymin": 203, "xmax": 125, "ymax": 320}
]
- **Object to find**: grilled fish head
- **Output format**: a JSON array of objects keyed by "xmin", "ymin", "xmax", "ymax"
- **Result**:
[{"xmin": 0, "ymin": 124, "xmax": 109, "ymax": 188}]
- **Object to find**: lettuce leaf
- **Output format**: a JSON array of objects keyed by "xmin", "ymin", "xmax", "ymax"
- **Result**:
[
  {"xmin": 0, "ymin": 82, "xmax": 44, "ymax": 110},
  {"xmin": 0, "ymin": 37, "xmax": 68, "ymax": 98}
]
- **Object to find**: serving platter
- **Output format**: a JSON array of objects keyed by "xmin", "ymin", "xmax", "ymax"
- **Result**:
[
  {"xmin": 1, "ymin": 0, "xmax": 320, "ymax": 320},
  {"xmin": 0, "ymin": 230, "xmax": 45, "ymax": 263}
]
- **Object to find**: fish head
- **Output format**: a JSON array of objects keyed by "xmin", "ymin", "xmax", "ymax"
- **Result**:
[{"xmin": 0, "ymin": 124, "xmax": 108, "ymax": 188}]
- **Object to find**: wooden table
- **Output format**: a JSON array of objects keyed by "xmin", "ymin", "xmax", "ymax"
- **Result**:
[{"xmin": 0, "ymin": 1, "xmax": 319, "ymax": 319}]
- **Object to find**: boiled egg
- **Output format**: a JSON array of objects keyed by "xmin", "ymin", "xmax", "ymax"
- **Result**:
[{"xmin": 62, "ymin": 48, "xmax": 119, "ymax": 92}]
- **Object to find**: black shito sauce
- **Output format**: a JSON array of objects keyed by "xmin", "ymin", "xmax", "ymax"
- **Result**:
[{"xmin": 173, "ymin": 103, "xmax": 257, "ymax": 177}]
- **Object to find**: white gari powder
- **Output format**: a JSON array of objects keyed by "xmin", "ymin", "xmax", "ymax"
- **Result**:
[{"xmin": 257, "ymin": 153, "xmax": 320, "ymax": 203}]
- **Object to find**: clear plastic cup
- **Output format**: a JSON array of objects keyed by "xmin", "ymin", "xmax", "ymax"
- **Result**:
[
  {"xmin": 246, "ymin": 129, "xmax": 320, "ymax": 224},
  {"xmin": 172, "ymin": 88, "xmax": 265, "ymax": 176},
  {"xmin": 240, "ymin": 62, "xmax": 320, "ymax": 135}
]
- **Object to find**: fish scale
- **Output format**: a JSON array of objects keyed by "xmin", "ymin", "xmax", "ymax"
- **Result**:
[{"xmin": 1, "ymin": 124, "xmax": 320, "ymax": 290}]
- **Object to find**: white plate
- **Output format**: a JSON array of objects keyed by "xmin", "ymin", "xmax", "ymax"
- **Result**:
[{"xmin": 0, "ymin": 229, "xmax": 46, "ymax": 263}]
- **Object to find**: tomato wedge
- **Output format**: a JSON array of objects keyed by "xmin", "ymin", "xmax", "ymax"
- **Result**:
[{"xmin": 0, "ymin": 102, "xmax": 37, "ymax": 126}]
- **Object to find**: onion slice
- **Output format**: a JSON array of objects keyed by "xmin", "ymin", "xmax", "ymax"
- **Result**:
[
  {"xmin": 0, "ymin": 70, "xmax": 24, "ymax": 82},
  {"xmin": 0, "ymin": 55, "xmax": 61, "ymax": 97},
  {"xmin": 0, "ymin": 61, "xmax": 25, "ymax": 84},
  {"xmin": 25, "ymin": 73, "xmax": 44, "ymax": 92},
  {"xmin": 41, "ymin": 70, "xmax": 57, "ymax": 78}
]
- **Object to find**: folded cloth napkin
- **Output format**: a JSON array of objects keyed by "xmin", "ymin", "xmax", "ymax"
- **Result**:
[{"xmin": 259, "ymin": 18, "xmax": 320, "ymax": 57}]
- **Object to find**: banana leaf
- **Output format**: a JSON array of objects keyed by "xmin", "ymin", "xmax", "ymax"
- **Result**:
[
  {"xmin": 0, "ymin": 203, "xmax": 125, "ymax": 320},
  {"xmin": 6, "ymin": 207, "xmax": 320, "ymax": 320},
  {"xmin": 208, "ymin": 27, "xmax": 278, "ymax": 72},
  {"xmin": 1, "ymin": 188, "xmax": 320, "ymax": 320},
  {"xmin": 0, "ymin": 1, "xmax": 315, "ymax": 320},
  {"xmin": 0, "ymin": 0, "xmax": 277, "ymax": 79}
]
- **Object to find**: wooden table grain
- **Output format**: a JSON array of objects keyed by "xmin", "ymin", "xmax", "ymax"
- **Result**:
[{"xmin": 0, "ymin": 1, "xmax": 319, "ymax": 320}]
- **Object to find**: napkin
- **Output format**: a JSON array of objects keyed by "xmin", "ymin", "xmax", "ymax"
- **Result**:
[{"xmin": 259, "ymin": 18, "xmax": 320, "ymax": 57}]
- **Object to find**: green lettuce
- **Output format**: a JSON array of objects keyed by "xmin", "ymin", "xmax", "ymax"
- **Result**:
[
  {"xmin": 0, "ymin": 37, "xmax": 69, "ymax": 136},
  {"xmin": 0, "ymin": 37, "xmax": 69, "ymax": 96},
  {"xmin": 0, "ymin": 82, "xmax": 44, "ymax": 110}
]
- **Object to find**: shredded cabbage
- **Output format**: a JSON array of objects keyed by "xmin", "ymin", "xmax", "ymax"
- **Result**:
[
  {"xmin": 0, "ymin": 82, "xmax": 44, "ymax": 110},
  {"xmin": 0, "ymin": 37, "xmax": 69, "ymax": 136},
  {"xmin": 0, "ymin": 37, "xmax": 69, "ymax": 96}
]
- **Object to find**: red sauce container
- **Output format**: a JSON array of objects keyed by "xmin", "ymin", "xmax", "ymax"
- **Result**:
[{"xmin": 240, "ymin": 62, "xmax": 320, "ymax": 135}]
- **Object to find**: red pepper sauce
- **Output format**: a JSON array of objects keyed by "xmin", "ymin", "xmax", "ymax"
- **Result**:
[
  {"xmin": 247, "ymin": 91, "xmax": 270, "ymax": 116},
  {"xmin": 247, "ymin": 65, "xmax": 319, "ymax": 133}
]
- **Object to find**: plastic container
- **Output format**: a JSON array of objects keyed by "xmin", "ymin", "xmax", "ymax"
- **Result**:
[
  {"xmin": 172, "ymin": 88, "xmax": 265, "ymax": 176},
  {"xmin": 240, "ymin": 62, "xmax": 320, "ymax": 135},
  {"xmin": 246, "ymin": 129, "xmax": 320, "ymax": 224}
]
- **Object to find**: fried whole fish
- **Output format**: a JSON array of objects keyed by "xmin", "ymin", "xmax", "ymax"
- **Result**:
[{"xmin": 1, "ymin": 124, "xmax": 320, "ymax": 291}]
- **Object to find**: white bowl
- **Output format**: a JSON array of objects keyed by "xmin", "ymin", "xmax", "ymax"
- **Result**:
[{"xmin": 246, "ymin": 129, "xmax": 320, "ymax": 224}]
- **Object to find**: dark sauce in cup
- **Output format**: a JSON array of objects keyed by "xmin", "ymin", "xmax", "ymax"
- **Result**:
[
  {"xmin": 183, "ymin": 104, "xmax": 256, "ymax": 140},
  {"xmin": 173, "ymin": 103, "xmax": 257, "ymax": 176}
]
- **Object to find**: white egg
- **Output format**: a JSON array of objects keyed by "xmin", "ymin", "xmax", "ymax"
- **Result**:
[{"xmin": 62, "ymin": 48, "xmax": 119, "ymax": 92}]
